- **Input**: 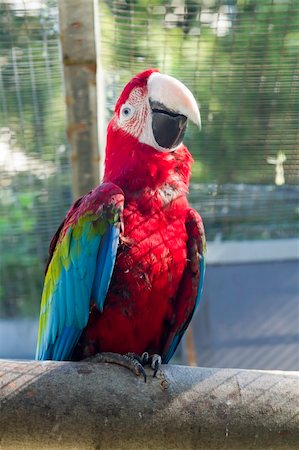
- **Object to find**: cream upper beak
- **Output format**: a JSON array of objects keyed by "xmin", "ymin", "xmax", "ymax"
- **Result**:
[{"xmin": 147, "ymin": 72, "xmax": 201, "ymax": 130}]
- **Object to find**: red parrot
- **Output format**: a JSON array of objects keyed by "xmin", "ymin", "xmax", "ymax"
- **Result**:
[{"xmin": 36, "ymin": 69, "xmax": 206, "ymax": 375}]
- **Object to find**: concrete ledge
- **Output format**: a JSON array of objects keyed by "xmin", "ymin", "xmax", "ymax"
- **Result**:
[
  {"xmin": 206, "ymin": 238, "xmax": 299, "ymax": 264},
  {"xmin": 0, "ymin": 360, "xmax": 298, "ymax": 449}
]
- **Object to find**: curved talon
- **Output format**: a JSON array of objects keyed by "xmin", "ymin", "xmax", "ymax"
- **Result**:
[
  {"xmin": 131, "ymin": 359, "xmax": 147, "ymax": 382},
  {"xmin": 150, "ymin": 354, "xmax": 162, "ymax": 378},
  {"xmin": 126, "ymin": 351, "xmax": 149, "ymax": 366},
  {"xmin": 123, "ymin": 354, "xmax": 147, "ymax": 382},
  {"xmin": 140, "ymin": 352, "xmax": 150, "ymax": 365},
  {"xmin": 126, "ymin": 352, "xmax": 163, "ymax": 378}
]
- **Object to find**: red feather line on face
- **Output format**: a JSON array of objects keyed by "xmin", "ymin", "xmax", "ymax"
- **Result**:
[{"xmin": 114, "ymin": 68, "xmax": 159, "ymax": 116}]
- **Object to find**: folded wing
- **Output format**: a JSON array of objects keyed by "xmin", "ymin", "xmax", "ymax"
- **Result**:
[
  {"xmin": 162, "ymin": 209, "xmax": 206, "ymax": 363},
  {"xmin": 36, "ymin": 183, "xmax": 124, "ymax": 360}
]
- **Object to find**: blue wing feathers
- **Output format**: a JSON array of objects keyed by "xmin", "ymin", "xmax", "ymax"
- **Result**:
[
  {"xmin": 36, "ymin": 184, "xmax": 124, "ymax": 361},
  {"xmin": 92, "ymin": 224, "xmax": 120, "ymax": 312},
  {"xmin": 57, "ymin": 278, "xmax": 66, "ymax": 336},
  {"xmin": 163, "ymin": 335, "xmax": 180, "ymax": 364},
  {"xmin": 52, "ymin": 327, "xmax": 81, "ymax": 360},
  {"xmin": 196, "ymin": 255, "xmax": 205, "ymax": 308}
]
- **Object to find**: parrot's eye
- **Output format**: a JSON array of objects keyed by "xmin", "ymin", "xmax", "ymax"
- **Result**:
[{"xmin": 120, "ymin": 104, "xmax": 135, "ymax": 121}]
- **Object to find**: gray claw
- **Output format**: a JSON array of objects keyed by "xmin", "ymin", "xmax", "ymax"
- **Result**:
[
  {"xmin": 140, "ymin": 352, "xmax": 150, "ymax": 365},
  {"xmin": 150, "ymin": 354, "xmax": 162, "ymax": 377}
]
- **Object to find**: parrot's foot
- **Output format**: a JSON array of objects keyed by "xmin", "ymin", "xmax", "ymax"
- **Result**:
[
  {"xmin": 84, "ymin": 352, "xmax": 147, "ymax": 382},
  {"xmin": 126, "ymin": 352, "xmax": 162, "ymax": 378}
]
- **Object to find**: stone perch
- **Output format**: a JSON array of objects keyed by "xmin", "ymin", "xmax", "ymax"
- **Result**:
[{"xmin": 0, "ymin": 360, "xmax": 298, "ymax": 449}]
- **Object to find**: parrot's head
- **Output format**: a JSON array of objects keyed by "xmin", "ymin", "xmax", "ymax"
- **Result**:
[
  {"xmin": 104, "ymin": 69, "xmax": 200, "ymax": 192},
  {"xmin": 112, "ymin": 68, "xmax": 201, "ymax": 153}
]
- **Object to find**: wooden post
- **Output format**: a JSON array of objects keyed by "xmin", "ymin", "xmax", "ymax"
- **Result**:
[
  {"xmin": 58, "ymin": 0, "xmax": 102, "ymax": 199},
  {"xmin": 1, "ymin": 360, "xmax": 299, "ymax": 449}
]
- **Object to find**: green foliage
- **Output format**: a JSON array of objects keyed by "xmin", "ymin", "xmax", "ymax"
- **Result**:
[
  {"xmin": 0, "ymin": 172, "xmax": 71, "ymax": 317},
  {"xmin": 0, "ymin": 3, "xmax": 71, "ymax": 317}
]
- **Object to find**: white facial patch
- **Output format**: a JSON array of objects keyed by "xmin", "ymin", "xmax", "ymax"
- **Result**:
[{"xmin": 117, "ymin": 88, "xmax": 148, "ymax": 138}]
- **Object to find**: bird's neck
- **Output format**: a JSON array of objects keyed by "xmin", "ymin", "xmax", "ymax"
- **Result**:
[{"xmin": 103, "ymin": 122, "xmax": 193, "ymax": 199}]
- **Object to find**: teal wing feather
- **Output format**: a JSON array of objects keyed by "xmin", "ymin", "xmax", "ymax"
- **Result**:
[{"xmin": 36, "ymin": 183, "xmax": 124, "ymax": 361}]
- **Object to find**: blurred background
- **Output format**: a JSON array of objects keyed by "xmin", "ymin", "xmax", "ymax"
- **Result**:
[{"xmin": 0, "ymin": 0, "xmax": 298, "ymax": 369}]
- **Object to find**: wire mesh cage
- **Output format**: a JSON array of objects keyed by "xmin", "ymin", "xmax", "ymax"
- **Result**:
[{"xmin": 0, "ymin": 1, "xmax": 71, "ymax": 316}]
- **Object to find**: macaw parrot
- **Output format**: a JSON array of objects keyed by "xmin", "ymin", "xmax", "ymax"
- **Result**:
[{"xmin": 36, "ymin": 68, "xmax": 206, "ymax": 377}]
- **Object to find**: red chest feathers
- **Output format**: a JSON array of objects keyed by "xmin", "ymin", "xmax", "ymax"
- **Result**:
[
  {"xmin": 114, "ymin": 197, "xmax": 188, "ymax": 300},
  {"xmin": 79, "ymin": 194, "xmax": 189, "ymax": 357}
]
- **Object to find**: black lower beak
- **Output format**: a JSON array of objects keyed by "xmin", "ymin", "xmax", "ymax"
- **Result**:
[{"xmin": 150, "ymin": 101, "xmax": 188, "ymax": 150}]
